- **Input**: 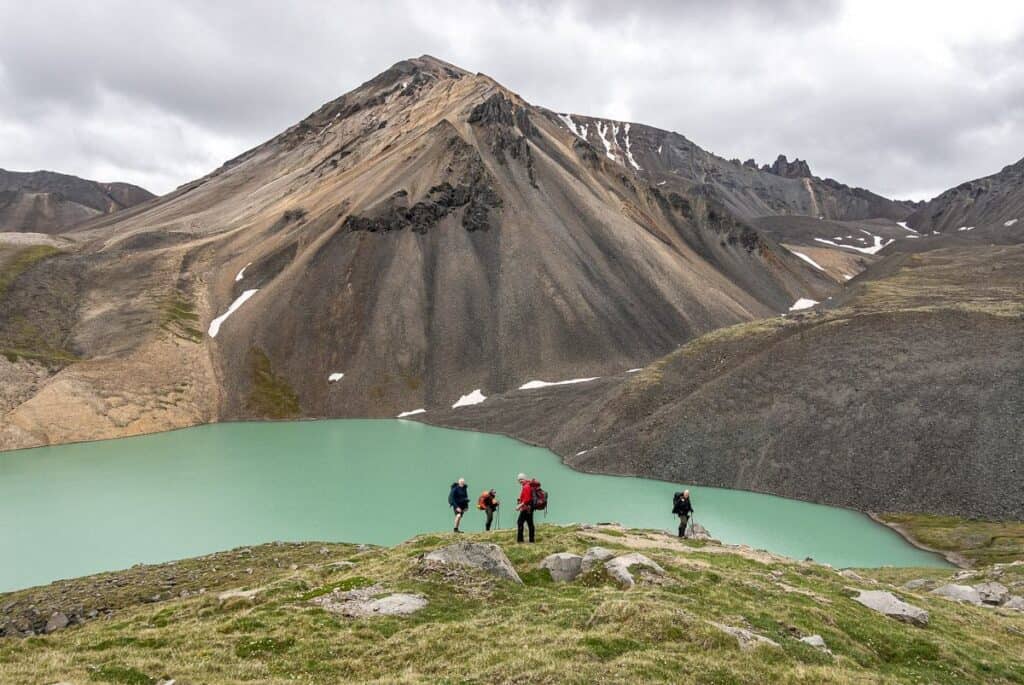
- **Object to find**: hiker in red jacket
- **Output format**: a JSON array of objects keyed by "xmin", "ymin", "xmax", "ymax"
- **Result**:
[{"xmin": 515, "ymin": 473, "xmax": 536, "ymax": 543}]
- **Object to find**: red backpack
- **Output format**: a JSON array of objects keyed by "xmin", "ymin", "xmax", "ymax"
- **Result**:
[{"xmin": 529, "ymin": 479, "xmax": 548, "ymax": 511}]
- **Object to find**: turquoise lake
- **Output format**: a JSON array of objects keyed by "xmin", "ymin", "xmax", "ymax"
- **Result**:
[{"xmin": 0, "ymin": 419, "xmax": 947, "ymax": 591}]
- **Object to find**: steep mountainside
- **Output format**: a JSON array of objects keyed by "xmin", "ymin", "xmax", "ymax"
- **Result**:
[
  {"xmin": 422, "ymin": 244, "xmax": 1024, "ymax": 519},
  {"xmin": 0, "ymin": 169, "xmax": 154, "ymax": 234},
  {"xmin": 548, "ymin": 112, "xmax": 916, "ymax": 222},
  {"xmin": 906, "ymin": 156, "xmax": 1024, "ymax": 233},
  {"xmin": 0, "ymin": 56, "xmax": 835, "ymax": 450}
]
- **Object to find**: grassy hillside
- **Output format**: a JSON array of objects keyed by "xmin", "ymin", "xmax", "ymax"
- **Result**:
[
  {"xmin": 2, "ymin": 525, "xmax": 1022, "ymax": 684},
  {"xmin": 879, "ymin": 514, "xmax": 1024, "ymax": 567}
]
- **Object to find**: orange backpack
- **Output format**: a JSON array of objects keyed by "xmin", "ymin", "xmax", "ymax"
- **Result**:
[{"xmin": 477, "ymin": 491, "xmax": 490, "ymax": 510}]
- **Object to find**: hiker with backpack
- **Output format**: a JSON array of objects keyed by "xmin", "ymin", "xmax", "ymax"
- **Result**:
[
  {"xmin": 672, "ymin": 489, "xmax": 693, "ymax": 538},
  {"xmin": 515, "ymin": 472, "xmax": 547, "ymax": 543},
  {"xmin": 449, "ymin": 478, "xmax": 470, "ymax": 533},
  {"xmin": 477, "ymin": 489, "xmax": 500, "ymax": 531}
]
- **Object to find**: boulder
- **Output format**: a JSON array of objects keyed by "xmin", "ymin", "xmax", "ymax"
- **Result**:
[
  {"xmin": 852, "ymin": 590, "xmax": 929, "ymax": 627},
  {"xmin": 424, "ymin": 542, "xmax": 522, "ymax": 583},
  {"xmin": 540, "ymin": 553, "xmax": 583, "ymax": 582},
  {"xmin": 580, "ymin": 546, "xmax": 615, "ymax": 573},
  {"xmin": 312, "ymin": 585, "xmax": 427, "ymax": 617},
  {"xmin": 930, "ymin": 584, "xmax": 982, "ymax": 605},
  {"xmin": 800, "ymin": 634, "xmax": 830, "ymax": 652},
  {"xmin": 1001, "ymin": 595, "xmax": 1024, "ymax": 611},
  {"xmin": 605, "ymin": 553, "xmax": 665, "ymax": 588},
  {"xmin": 44, "ymin": 612, "xmax": 69, "ymax": 634},
  {"xmin": 901, "ymin": 578, "xmax": 934, "ymax": 591},
  {"xmin": 710, "ymin": 622, "xmax": 780, "ymax": 651},
  {"xmin": 974, "ymin": 581, "xmax": 1010, "ymax": 605},
  {"xmin": 690, "ymin": 522, "xmax": 712, "ymax": 540}
]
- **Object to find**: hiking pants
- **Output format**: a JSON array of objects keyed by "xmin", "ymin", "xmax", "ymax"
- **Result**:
[
  {"xmin": 678, "ymin": 514, "xmax": 690, "ymax": 538},
  {"xmin": 517, "ymin": 509, "xmax": 535, "ymax": 542},
  {"xmin": 485, "ymin": 508, "xmax": 495, "ymax": 531}
]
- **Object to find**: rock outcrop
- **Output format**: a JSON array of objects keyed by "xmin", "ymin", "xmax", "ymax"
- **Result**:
[
  {"xmin": 852, "ymin": 590, "xmax": 929, "ymax": 627},
  {"xmin": 930, "ymin": 584, "xmax": 983, "ymax": 606},
  {"xmin": 424, "ymin": 542, "xmax": 522, "ymax": 584},
  {"xmin": 540, "ymin": 553, "xmax": 583, "ymax": 582},
  {"xmin": 604, "ymin": 553, "xmax": 666, "ymax": 588}
]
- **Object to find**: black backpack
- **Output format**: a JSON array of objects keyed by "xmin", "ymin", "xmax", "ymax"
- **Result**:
[{"xmin": 672, "ymin": 492, "xmax": 687, "ymax": 514}]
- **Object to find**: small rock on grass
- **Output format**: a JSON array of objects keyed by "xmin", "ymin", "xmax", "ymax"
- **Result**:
[
  {"xmin": 1001, "ymin": 596, "xmax": 1024, "ymax": 611},
  {"xmin": 540, "ymin": 553, "xmax": 583, "ymax": 582},
  {"xmin": 974, "ymin": 581, "xmax": 1010, "ymax": 606},
  {"xmin": 710, "ymin": 622, "xmax": 780, "ymax": 651},
  {"xmin": 580, "ymin": 547, "xmax": 615, "ymax": 573},
  {"xmin": 800, "ymin": 634, "xmax": 831, "ymax": 653},
  {"xmin": 853, "ymin": 590, "xmax": 929, "ymax": 627},
  {"xmin": 44, "ymin": 612, "xmax": 69, "ymax": 634},
  {"xmin": 423, "ymin": 542, "xmax": 522, "ymax": 584},
  {"xmin": 605, "ymin": 553, "xmax": 665, "ymax": 588},
  {"xmin": 930, "ymin": 584, "xmax": 982, "ymax": 605}
]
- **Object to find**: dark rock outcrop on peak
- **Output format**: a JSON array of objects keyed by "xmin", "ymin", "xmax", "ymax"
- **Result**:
[
  {"xmin": 547, "ymin": 111, "xmax": 915, "ymax": 222},
  {"xmin": 904, "ymin": 155, "xmax": 1024, "ymax": 234},
  {"xmin": 766, "ymin": 154, "xmax": 813, "ymax": 179},
  {"xmin": 0, "ymin": 168, "xmax": 154, "ymax": 234}
]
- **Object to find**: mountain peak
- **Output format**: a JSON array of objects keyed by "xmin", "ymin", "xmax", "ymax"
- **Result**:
[{"xmin": 766, "ymin": 154, "xmax": 812, "ymax": 179}]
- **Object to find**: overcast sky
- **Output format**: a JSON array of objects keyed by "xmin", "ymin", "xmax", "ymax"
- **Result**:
[{"xmin": 1, "ymin": 0, "xmax": 1022, "ymax": 199}]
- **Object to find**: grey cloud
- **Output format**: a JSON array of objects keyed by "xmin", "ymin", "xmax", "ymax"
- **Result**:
[{"xmin": 0, "ymin": 0, "xmax": 1021, "ymax": 199}]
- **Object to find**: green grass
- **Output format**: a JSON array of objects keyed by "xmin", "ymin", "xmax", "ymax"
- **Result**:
[
  {"xmin": 878, "ymin": 513, "xmax": 1024, "ymax": 566},
  {"xmin": 246, "ymin": 348, "xmax": 301, "ymax": 418},
  {"xmin": 1, "ymin": 526, "xmax": 1021, "ymax": 684},
  {"xmin": 160, "ymin": 291, "xmax": 203, "ymax": 343},
  {"xmin": 0, "ymin": 245, "xmax": 60, "ymax": 302}
]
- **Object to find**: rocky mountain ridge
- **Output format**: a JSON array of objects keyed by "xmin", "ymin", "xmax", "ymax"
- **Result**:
[{"xmin": 0, "ymin": 168, "xmax": 154, "ymax": 234}]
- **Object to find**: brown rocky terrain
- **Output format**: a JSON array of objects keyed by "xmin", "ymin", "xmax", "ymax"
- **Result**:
[{"xmin": 0, "ymin": 169, "xmax": 154, "ymax": 234}]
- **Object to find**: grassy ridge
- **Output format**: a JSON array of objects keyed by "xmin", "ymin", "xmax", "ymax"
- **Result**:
[
  {"xmin": 1, "ymin": 526, "xmax": 1022, "ymax": 684},
  {"xmin": 879, "ymin": 513, "xmax": 1024, "ymax": 566}
]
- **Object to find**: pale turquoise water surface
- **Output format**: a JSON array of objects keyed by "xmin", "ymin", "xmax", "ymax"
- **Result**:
[{"xmin": 0, "ymin": 419, "xmax": 946, "ymax": 591}]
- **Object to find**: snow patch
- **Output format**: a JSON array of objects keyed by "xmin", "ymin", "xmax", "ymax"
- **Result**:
[
  {"xmin": 789, "ymin": 249, "xmax": 825, "ymax": 272},
  {"xmin": 623, "ymin": 123, "xmax": 641, "ymax": 170},
  {"xmin": 626, "ymin": 368, "xmax": 642, "ymax": 373},
  {"xmin": 597, "ymin": 122, "xmax": 616, "ymax": 160},
  {"xmin": 814, "ymin": 235, "xmax": 892, "ymax": 255},
  {"xmin": 519, "ymin": 377, "xmax": 600, "ymax": 390},
  {"xmin": 789, "ymin": 298, "xmax": 818, "ymax": 311},
  {"xmin": 1005, "ymin": 218, "xmax": 1018, "ymax": 227},
  {"xmin": 235, "ymin": 263, "xmax": 252, "ymax": 282},
  {"xmin": 575, "ymin": 449, "xmax": 589, "ymax": 456},
  {"xmin": 896, "ymin": 221, "xmax": 920, "ymax": 234},
  {"xmin": 328, "ymin": 372, "xmax": 344, "ymax": 382},
  {"xmin": 208, "ymin": 289, "xmax": 259, "ymax": 338},
  {"xmin": 957, "ymin": 226, "xmax": 975, "ymax": 232},
  {"xmin": 657, "ymin": 181, "xmax": 666, "ymax": 186},
  {"xmin": 657, "ymin": 144, "xmax": 663, "ymax": 154},
  {"xmin": 397, "ymin": 408, "xmax": 426, "ymax": 418},
  {"xmin": 558, "ymin": 113, "xmax": 588, "ymax": 140},
  {"xmin": 452, "ymin": 389, "xmax": 486, "ymax": 408}
]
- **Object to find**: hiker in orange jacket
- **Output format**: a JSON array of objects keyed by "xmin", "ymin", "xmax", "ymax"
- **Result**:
[{"xmin": 478, "ymin": 489, "xmax": 499, "ymax": 531}]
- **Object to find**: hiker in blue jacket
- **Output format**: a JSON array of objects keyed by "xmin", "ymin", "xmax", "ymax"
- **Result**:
[{"xmin": 448, "ymin": 478, "xmax": 470, "ymax": 533}]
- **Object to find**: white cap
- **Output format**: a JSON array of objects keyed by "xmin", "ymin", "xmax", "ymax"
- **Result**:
[{"xmin": 517, "ymin": 472, "xmax": 527, "ymax": 481}]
